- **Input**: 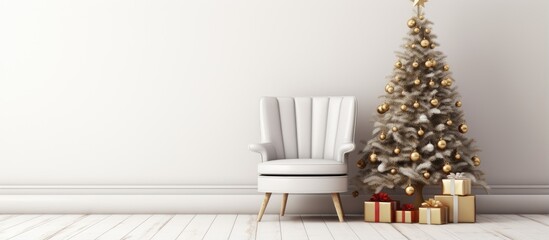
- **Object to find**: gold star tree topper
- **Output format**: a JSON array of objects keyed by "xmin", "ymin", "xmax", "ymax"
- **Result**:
[{"xmin": 413, "ymin": 0, "xmax": 428, "ymax": 7}]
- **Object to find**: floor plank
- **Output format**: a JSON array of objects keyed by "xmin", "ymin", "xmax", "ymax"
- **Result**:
[
  {"xmin": 323, "ymin": 215, "xmax": 359, "ymax": 240},
  {"xmin": 0, "ymin": 215, "xmax": 13, "ymax": 223},
  {"xmin": 10, "ymin": 215, "xmax": 86, "ymax": 240},
  {"xmin": 393, "ymin": 223, "xmax": 437, "ymax": 240},
  {"xmin": 68, "ymin": 215, "xmax": 131, "ymax": 240},
  {"xmin": 301, "ymin": 216, "xmax": 333, "ymax": 240},
  {"xmin": 203, "ymin": 214, "xmax": 238, "ymax": 240},
  {"xmin": 345, "ymin": 216, "xmax": 386, "ymax": 240},
  {"xmin": 176, "ymin": 214, "xmax": 216, "ymax": 240},
  {"xmin": 96, "ymin": 215, "xmax": 151, "ymax": 240},
  {"xmin": 150, "ymin": 215, "xmax": 195, "ymax": 240},
  {"xmin": 414, "ymin": 223, "xmax": 463, "ymax": 240},
  {"xmin": 228, "ymin": 214, "xmax": 257, "ymax": 240},
  {"xmin": 280, "ymin": 215, "xmax": 308, "ymax": 240},
  {"xmin": 0, "ymin": 215, "xmax": 41, "ymax": 231},
  {"xmin": 48, "ymin": 215, "xmax": 109, "ymax": 240},
  {"xmin": 479, "ymin": 214, "xmax": 549, "ymax": 240},
  {"xmin": 255, "ymin": 214, "xmax": 281, "ymax": 240},
  {"xmin": 522, "ymin": 214, "xmax": 549, "ymax": 226},
  {"xmin": 122, "ymin": 214, "xmax": 173, "ymax": 240},
  {"xmin": 440, "ymin": 220, "xmax": 508, "ymax": 240},
  {"xmin": 0, "ymin": 215, "xmax": 60, "ymax": 239},
  {"xmin": 370, "ymin": 223, "xmax": 408, "ymax": 240}
]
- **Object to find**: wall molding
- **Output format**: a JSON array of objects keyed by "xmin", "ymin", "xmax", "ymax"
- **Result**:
[
  {"xmin": 0, "ymin": 184, "xmax": 547, "ymax": 194},
  {"xmin": 0, "ymin": 184, "xmax": 547, "ymax": 214}
]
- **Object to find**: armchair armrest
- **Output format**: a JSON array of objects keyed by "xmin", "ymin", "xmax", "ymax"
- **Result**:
[
  {"xmin": 249, "ymin": 142, "xmax": 277, "ymax": 162},
  {"xmin": 335, "ymin": 143, "xmax": 355, "ymax": 162}
]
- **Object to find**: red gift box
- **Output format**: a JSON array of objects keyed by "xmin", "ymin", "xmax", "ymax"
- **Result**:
[{"xmin": 395, "ymin": 204, "xmax": 419, "ymax": 223}]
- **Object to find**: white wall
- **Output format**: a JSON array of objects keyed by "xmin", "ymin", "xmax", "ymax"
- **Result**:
[{"xmin": 0, "ymin": 0, "xmax": 548, "ymax": 213}]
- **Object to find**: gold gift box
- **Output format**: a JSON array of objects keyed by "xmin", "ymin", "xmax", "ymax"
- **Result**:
[
  {"xmin": 442, "ymin": 179, "xmax": 471, "ymax": 196},
  {"xmin": 419, "ymin": 206, "xmax": 448, "ymax": 225},
  {"xmin": 364, "ymin": 201, "xmax": 397, "ymax": 223},
  {"xmin": 434, "ymin": 195, "xmax": 476, "ymax": 223},
  {"xmin": 395, "ymin": 210, "xmax": 419, "ymax": 223}
]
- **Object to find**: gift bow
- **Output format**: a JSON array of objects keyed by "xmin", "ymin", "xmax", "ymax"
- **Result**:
[
  {"xmin": 370, "ymin": 192, "xmax": 392, "ymax": 202},
  {"xmin": 401, "ymin": 204, "xmax": 415, "ymax": 211},
  {"xmin": 447, "ymin": 172, "xmax": 466, "ymax": 179},
  {"xmin": 421, "ymin": 199, "xmax": 444, "ymax": 208}
]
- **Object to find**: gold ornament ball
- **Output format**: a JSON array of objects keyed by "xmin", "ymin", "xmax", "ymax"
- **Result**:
[
  {"xmin": 472, "ymin": 156, "xmax": 481, "ymax": 166},
  {"xmin": 455, "ymin": 101, "xmax": 462, "ymax": 107},
  {"xmin": 437, "ymin": 139, "xmax": 447, "ymax": 149},
  {"xmin": 432, "ymin": 59, "xmax": 437, "ymax": 66},
  {"xmin": 382, "ymin": 103, "xmax": 390, "ymax": 111},
  {"xmin": 430, "ymin": 43, "xmax": 436, "ymax": 49},
  {"xmin": 395, "ymin": 61, "xmax": 403, "ymax": 68},
  {"xmin": 352, "ymin": 191, "xmax": 359, "ymax": 198},
  {"xmin": 392, "ymin": 126, "xmax": 398, "ymax": 132},
  {"xmin": 390, "ymin": 168, "xmax": 398, "ymax": 175},
  {"xmin": 474, "ymin": 159, "xmax": 481, "ymax": 167},
  {"xmin": 419, "ymin": 15, "xmax": 425, "ymax": 20},
  {"xmin": 428, "ymin": 79, "xmax": 436, "ymax": 87},
  {"xmin": 356, "ymin": 159, "xmax": 366, "ymax": 169},
  {"xmin": 441, "ymin": 79, "xmax": 448, "ymax": 86},
  {"xmin": 395, "ymin": 75, "xmax": 401, "ymax": 81},
  {"xmin": 445, "ymin": 78, "xmax": 453, "ymax": 86},
  {"xmin": 413, "ymin": 27, "xmax": 420, "ymax": 34},
  {"xmin": 414, "ymin": 79, "xmax": 421, "ymax": 85},
  {"xmin": 410, "ymin": 150, "xmax": 421, "ymax": 161},
  {"xmin": 413, "ymin": 101, "xmax": 420, "ymax": 108},
  {"xmin": 425, "ymin": 60, "xmax": 433, "ymax": 68},
  {"xmin": 417, "ymin": 128, "xmax": 425, "ymax": 136},
  {"xmin": 405, "ymin": 186, "xmax": 415, "ymax": 196},
  {"xmin": 459, "ymin": 124, "xmax": 469, "ymax": 133},
  {"xmin": 443, "ymin": 65, "xmax": 450, "ymax": 71},
  {"xmin": 421, "ymin": 39, "xmax": 430, "ymax": 48},
  {"xmin": 369, "ymin": 153, "xmax": 378, "ymax": 163},
  {"xmin": 400, "ymin": 104, "xmax": 408, "ymax": 111},
  {"xmin": 455, "ymin": 153, "xmax": 461, "ymax": 160},
  {"xmin": 377, "ymin": 105, "xmax": 385, "ymax": 114},
  {"xmin": 386, "ymin": 86, "xmax": 394, "ymax": 94},
  {"xmin": 379, "ymin": 132, "xmax": 387, "ymax": 140},
  {"xmin": 407, "ymin": 19, "xmax": 417, "ymax": 28},
  {"xmin": 443, "ymin": 163, "xmax": 452, "ymax": 173},
  {"xmin": 411, "ymin": 44, "xmax": 416, "ymax": 49},
  {"xmin": 423, "ymin": 171, "xmax": 431, "ymax": 179},
  {"xmin": 394, "ymin": 147, "xmax": 401, "ymax": 155},
  {"xmin": 446, "ymin": 119, "xmax": 453, "ymax": 126},
  {"xmin": 430, "ymin": 98, "xmax": 439, "ymax": 107},
  {"xmin": 412, "ymin": 61, "xmax": 419, "ymax": 68},
  {"xmin": 425, "ymin": 28, "xmax": 431, "ymax": 34}
]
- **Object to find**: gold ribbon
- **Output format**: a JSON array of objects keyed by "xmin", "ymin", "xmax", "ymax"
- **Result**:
[{"xmin": 421, "ymin": 198, "xmax": 444, "ymax": 208}]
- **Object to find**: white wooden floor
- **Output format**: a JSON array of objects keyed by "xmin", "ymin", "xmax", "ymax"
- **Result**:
[{"xmin": 0, "ymin": 214, "xmax": 547, "ymax": 240}]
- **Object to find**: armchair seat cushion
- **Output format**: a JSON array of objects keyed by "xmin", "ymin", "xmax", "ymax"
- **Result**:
[{"xmin": 258, "ymin": 159, "xmax": 347, "ymax": 175}]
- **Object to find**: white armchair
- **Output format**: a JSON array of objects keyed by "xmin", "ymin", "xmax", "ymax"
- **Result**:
[{"xmin": 249, "ymin": 96, "xmax": 357, "ymax": 222}]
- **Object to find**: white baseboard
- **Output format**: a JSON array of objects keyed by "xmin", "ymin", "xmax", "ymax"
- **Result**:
[{"xmin": 0, "ymin": 185, "xmax": 547, "ymax": 214}]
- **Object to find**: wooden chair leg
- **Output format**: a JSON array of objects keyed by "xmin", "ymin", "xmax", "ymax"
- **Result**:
[
  {"xmin": 331, "ymin": 193, "xmax": 345, "ymax": 222},
  {"xmin": 257, "ymin": 192, "xmax": 272, "ymax": 222},
  {"xmin": 280, "ymin": 193, "xmax": 289, "ymax": 216}
]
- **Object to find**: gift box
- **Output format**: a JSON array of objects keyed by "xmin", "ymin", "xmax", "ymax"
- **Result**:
[
  {"xmin": 434, "ymin": 195, "xmax": 476, "ymax": 223},
  {"xmin": 364, "ymin": 193, "xmax": 399, "ymax": 223},
  {"xmin": 419, "ymin": 199, "xmax": 448, "ymax": 225},
  {"xmin": 442, "ymin": 172, "xmax": 471, "ymax": 196},
  {"xmin": 395, "ymin": 204, "xmax": 418, "ymax": 223}
]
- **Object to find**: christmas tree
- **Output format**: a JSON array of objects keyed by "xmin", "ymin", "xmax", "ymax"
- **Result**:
[{"xmin": 355, "ymin": 0, "xmax": 486, "ymax": 205}]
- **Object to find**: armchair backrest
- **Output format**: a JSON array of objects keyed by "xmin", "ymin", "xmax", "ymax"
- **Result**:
[{"xmin": 259, "ymin": 96, "xmax": 357, "ymax": 161}]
